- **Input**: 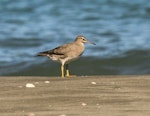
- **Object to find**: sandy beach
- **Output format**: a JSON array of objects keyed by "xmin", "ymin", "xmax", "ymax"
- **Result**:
[{"xmin": 0, "ymin": 75, "xmax": 150, "ymax": 116}]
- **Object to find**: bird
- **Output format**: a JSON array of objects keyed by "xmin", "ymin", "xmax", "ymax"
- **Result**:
[{"xmin": 37, "ymin": 35, "xmax": 95, "ymax": 78}]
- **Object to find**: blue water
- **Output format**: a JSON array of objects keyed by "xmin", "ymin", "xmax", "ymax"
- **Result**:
[{"xmin": 0, "ymin": 0, "xmax": 150, "ymax": 76}]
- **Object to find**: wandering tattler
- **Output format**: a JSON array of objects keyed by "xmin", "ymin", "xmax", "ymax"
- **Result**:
[{"xmin": 37, "ymin": 35, "xmax": 95, "ymax": 78}]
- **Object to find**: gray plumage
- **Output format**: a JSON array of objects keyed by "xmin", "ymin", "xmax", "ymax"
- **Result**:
[{"xmin": 37, "ymin": 35, "xmax": 95, "ymax": 77}]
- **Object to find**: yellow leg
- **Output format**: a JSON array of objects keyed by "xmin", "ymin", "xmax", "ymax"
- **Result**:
[
  {"xmin": 61, "ymin": 64, "xmax": 64, "ymax": 78},
  {"xmin": 66, "ymin": 64, "xmax": 70, "ymax": 77}
]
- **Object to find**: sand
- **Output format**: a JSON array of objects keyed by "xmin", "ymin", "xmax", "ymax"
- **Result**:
[{"xmin": 0, "ymin": 75, "xmax": 150, "ymax": 116}]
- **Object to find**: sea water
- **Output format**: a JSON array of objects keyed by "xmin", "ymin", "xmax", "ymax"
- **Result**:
[{"xmin": 0, "ymin": 0, "xmax": 150, "ymax": 76}]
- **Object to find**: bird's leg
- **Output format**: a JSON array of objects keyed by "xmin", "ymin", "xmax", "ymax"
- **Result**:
[
  {"xmin": 61, "ymin": 64, "xmax": 64, "ymax": 78},
  {"xmin": 66, "ymin": 64, "xmax": 77, "ymax": 77},
  {"xmin": 66, "ymin": 64, "xmax": 70, "ymax": 77}
]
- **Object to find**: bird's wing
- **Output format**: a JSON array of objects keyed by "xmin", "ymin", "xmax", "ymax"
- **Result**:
[
  {"xmin": 37, "ymin": 42, "xmax": 74, "ymax": 56},
  {"xmin": 52, "ymin": 43, "xmax": 73, "ymax": 55}
]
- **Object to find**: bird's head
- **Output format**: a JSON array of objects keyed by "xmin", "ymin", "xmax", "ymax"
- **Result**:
[{"xmin": 75, "ymin": 35, "xmax": 96, "ymax": 45}]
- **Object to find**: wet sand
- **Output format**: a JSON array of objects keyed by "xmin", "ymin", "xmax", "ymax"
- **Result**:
[{"xmin": 0, "ymin": 75, "xmax": 150, "ymax": 116}]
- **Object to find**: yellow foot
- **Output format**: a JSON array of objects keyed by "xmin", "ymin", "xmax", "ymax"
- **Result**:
[
  {"xmin": 61, "ymin": 75, "xmax": 65, "ymax": 78},
  {"xmin": 65, "ymin": 75, "xmax": 77, "ymax": 78},
  {"xmin": 65, "ymin": 64, "xmax": 76, "ymax": 77}
]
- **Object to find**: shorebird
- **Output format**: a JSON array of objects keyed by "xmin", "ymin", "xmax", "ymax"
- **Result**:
[{"xmin": 37, "ymin": 35, "xmax": 95, "ymax": 78}]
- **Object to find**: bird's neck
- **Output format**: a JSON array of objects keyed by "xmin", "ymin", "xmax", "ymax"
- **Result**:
[
  {"xmin": 75, "ymin": 41, "xmax": 84, "ymax": 46},
  {"xmin": 76, "ymin": 42, "xmax": 85, "ymax": 51}
]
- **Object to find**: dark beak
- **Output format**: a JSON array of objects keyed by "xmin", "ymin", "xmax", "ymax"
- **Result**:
[{"xmin": 86, "ymin": 40, "xmax": 96, "ymax": 45}]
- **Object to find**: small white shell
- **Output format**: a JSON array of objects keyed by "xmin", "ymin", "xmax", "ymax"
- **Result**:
[
  {"xmin": 44, "ymin": 81, "xmax": 50, "ymax": 83},
  {"xmin": 91, "ymin": 82, "xmax": 96, "ymax": 85},
  {"xmin": 26, "ymin": 83, "xmax": 35, "ymax": 88},
  {"xmin": 59, "ymin": 114, "xmax": 66, "ymax": 116},
  {"xmin": 81, "ymin": 102, "xmax": 87, "ymax": 106}
]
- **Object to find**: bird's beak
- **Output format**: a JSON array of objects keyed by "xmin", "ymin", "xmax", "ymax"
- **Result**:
[{"xmin": 86, "ymin": 40, "xmax": 96, "ymax": 45}]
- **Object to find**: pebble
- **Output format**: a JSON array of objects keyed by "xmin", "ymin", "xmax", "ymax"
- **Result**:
[
  {"xmin": 26, "ymin": 83, "xmax": 35, "ymax": 88},
  {"xmin": 35, "ymin": 82, "xmax": 39, "ymax": 84},
  {"xmin": 18, "ymin": 85, "xmax": 23, "ymax": 88},
  {"xmin": 81, "ymin": 102, "xmax": 87, "ymax": 106},
  {"xmin": 59, "ymin": 114, "xmax": 66, "ymax": 116},
  {"xmin": 25, "ymin": 113, "xmax": 35, "ymax": 116},
  {"xmin": 45, "ymin": 81, "xmax": 50, "ymax": 83},
  {"xmin": 91, "ymin": 81, "xmax": 96, "ymax": 85}
]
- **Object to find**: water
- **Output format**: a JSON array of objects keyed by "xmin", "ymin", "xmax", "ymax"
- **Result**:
[{"xmin": 0, "ymin": 0, "xmax": 150, "ymax": 76}]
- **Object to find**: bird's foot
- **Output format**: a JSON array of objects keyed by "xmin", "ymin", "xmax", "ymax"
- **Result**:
[
  {"xmin": 65, "ymin": 66, "xmax": 76, "ymax": 77},
  {"xmin": 65, "ymin": 75, "xmax": 77, "ymax": 78}
]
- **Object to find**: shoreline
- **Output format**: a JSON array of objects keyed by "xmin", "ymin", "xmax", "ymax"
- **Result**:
[{"xmin": 0, "ymin": 75, "xmax": 150, "ymax": 116}]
